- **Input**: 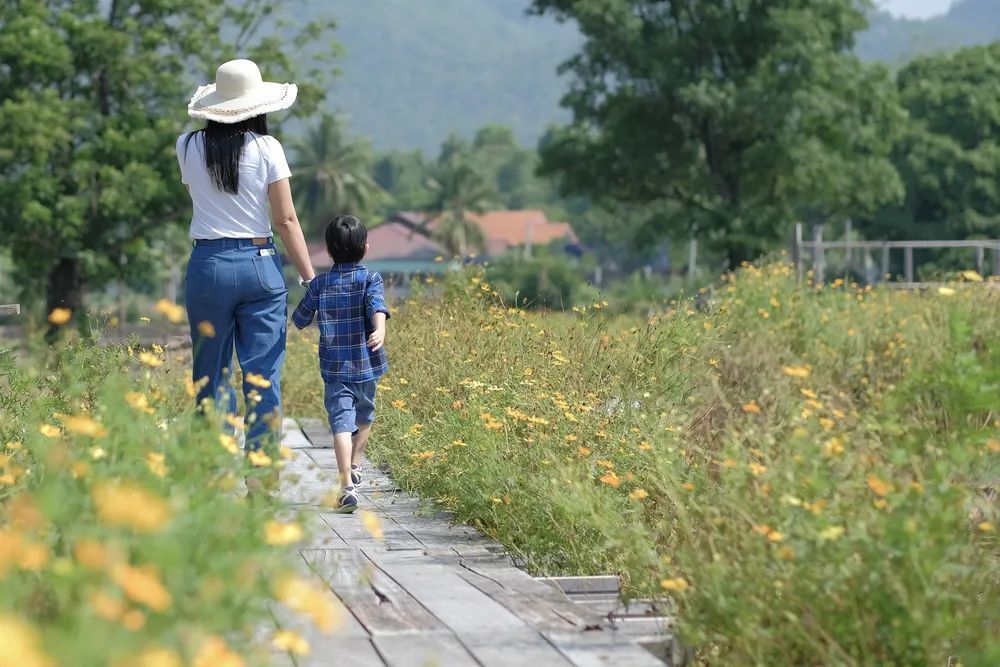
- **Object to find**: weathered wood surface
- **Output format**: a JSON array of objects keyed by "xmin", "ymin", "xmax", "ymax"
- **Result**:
[
  {"xmin": 274, "ymin": 418, "xmax": 670, "ymax": 666},
  {"xmin": 0, "ymin": 304, "xmax": 20, "ymax": 317}
]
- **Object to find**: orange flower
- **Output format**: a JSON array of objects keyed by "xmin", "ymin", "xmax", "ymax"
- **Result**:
[
  {"xmin": 47, "ymin": 308, "xmax": 72, "ymax": 325},
  {"xmin": 193, "ymin": 636, "xmax": 245, "ymax": 667},
  {"xmin": 92, "ymin": 482, "xmax": 171, "ymax": 534},
  {"xmin": 659, "ymin": 577, "xmax": 689, "ymax": 593},
  {"xmin": 742, "ymin": 401, "xmax": 761, "ymax": 414},
  {"xmin": 628, "ymin": 488, "xmax": 649, "ymax": 501},
  {"xmin": 113, "ymin": 563, "xmax": 172, "ymax": 612},
  {"xmin": 197, "ymin": 321, "xmax": 216, "ymax": 338},
  {"xmin": 264, "ymin": 521, "xmax": 304, "ymax": 546},
  {"xmin": 866, "ymin": 475, "xmax": 890, "ymax": 497},
  {"xmin": 599, "ymin": 472, "xmax": 620, "ymax": 488}
]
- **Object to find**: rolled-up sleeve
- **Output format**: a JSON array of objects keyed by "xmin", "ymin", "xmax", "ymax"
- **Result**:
[
  {"xmin": 366, "ymin": 272, "xmax": 390, "ymax": 321},
  {"xmin": 292, "ymin": 278, "xmax": 319, "ymax": 329}
]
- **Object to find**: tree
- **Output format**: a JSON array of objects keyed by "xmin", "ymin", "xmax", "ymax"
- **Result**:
[
  {"xmin": 426, "ymin": 137, "xmax": 495, "ymax": 257},
  {"xmin": 531, "ymin": 0, "xmax": 904, "ymax": 267},
  {"xmin": 290, "ymin": 113, "xmax": 384, "ymax": 233},
  {"xmin": 0, "ymin": 0, "xmax": 337, "ymax": 325},
  {"xmin": 866, "ymin": 43, "xmax": 1000, "ymax": 241},
  {"xmin": 373, "ymin": 149, "xmax": 435, "ymax": 214}
]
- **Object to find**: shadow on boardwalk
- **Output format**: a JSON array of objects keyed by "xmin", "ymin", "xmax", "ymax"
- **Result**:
[{"xmin": 270, "ymin": 418, "xmax": 678, "ymax": 666}]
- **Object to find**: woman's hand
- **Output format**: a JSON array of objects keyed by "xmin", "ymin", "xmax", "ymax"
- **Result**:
[{"xmin": 367, "ymin": 326, "xmax": 385, "ymax": 352}]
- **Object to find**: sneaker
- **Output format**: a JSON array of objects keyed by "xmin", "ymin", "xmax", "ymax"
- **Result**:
[
  {"xmin": 334, "ymin": 486, "xmax": 359, "ymax": 514},
  {"xmin": 350, "ymin": 463, "xmax": 362, "ymax": 486}
]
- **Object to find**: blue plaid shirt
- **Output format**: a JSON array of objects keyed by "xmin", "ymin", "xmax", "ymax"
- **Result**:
[{"xmin": 292, "ymin": 263, "xmax": 390, "ymax": 383}]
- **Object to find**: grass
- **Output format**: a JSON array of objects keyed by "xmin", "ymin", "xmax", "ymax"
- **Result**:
[{"xmin": 283, "ymin": 264, "xmax": 1000, "ymax": 665}]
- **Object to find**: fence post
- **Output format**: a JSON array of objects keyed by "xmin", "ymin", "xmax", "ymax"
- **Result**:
[
  {"xmin": 813, "ymin": 224, "xmax": 825, "ymax": 284},
  {"xmin": 687, "ymin": 238, "xmax": 698, "ymax": 282},
  {"xmin": 844, "ymin": 220, "xmax": 853, "ymax": 267},
  {"xmin": 880, "ymin": 242, "xmax": 890, "ymax": 281},
  {"xmin": 904, "ymin": 246, "xmax": 914, "ymax": 284},
  {"xmin": 792, "ymin": 223, "xmax": 803, "ymax": 282},
  {"xmin": 975, "ymin": 245, "xmax": 984, "ymax": 275}
]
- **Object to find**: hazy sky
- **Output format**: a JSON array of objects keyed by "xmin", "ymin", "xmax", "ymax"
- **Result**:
[{"xmin": 879, "ymin": 0, "xmax": 955, "ymax": 19}]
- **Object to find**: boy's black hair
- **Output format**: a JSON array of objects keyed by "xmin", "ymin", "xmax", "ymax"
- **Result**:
[{"xmin": 325, "ymin": 215, "xmax": 368, "ymax": 263}]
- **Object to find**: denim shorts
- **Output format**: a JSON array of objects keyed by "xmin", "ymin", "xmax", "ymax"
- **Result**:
[{"xmin": 324, "ymin": 380, "xmax": 377, "ymax": 435}]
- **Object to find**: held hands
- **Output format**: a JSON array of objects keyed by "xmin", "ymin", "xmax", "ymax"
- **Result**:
[{"xmin": 367, "ymin": 326, "xmax": 386, "ymax": 352}]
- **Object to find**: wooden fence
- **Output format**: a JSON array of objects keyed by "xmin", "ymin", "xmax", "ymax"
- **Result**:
[{"xmin": 791, "ymin": 223, "xmax": 1000, "ymax": 286}]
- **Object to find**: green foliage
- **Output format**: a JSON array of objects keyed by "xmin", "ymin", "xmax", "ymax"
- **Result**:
[
  {"xmin": 286, "ymin": 266, "xmax": 1000, "ymax": 664},
  {"xmin": 487, "ymin": 248, "xmax": 595, "ymax": 309},
  {"xmin": 866, "ymin": 43, "xmax": 1000, "ymax": 241},
  {"xmin": 531, "ymin": 0, "xmax": 905, "ymax": 266},
  {"xmin": 0, "ymin": 0, "xmax": 338, "ymax": 314},
  {"xmin": 290, "ymin": 113, "xmax": 385, "ymax": 234}
]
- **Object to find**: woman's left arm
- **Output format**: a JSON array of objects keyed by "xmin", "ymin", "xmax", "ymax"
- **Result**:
[{"xmin": 268, "ymin": 178, "xmax": 315, "ymax": 283}]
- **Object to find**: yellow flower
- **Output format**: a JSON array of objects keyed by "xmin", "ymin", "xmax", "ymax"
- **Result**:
[
  {"xmin": 391, "ymin": 399, "xmax": 407, "ymax": 410},
  {"xmin": 749, "ymin": 462, "xmax": 767, "ymax": 476},
  {"xmin": 219, "ymin": 434, "xmax": 240, "ymax": 455},
  {"xmin": 776, "ymin": 546, "xmax": 795, "ymax": 561},
  {"xmin": 800, "ymin": 388, "xmax": 818, "ymax": 399},
  {"xmin": 53, "ymin": 413, "xmax": 107, "ymax": 438},
  {"xmin": 961, "ymin": 270, "xmax": 983, "ymax": 282},
  {"xmin": 120, "ymin": 608, "xmax": 146, "ymax": 631},
  {"xmin": 19, "ymin": 541, "xmax": 49, "ymax": 571},
  {"xmin": 113, "ymin": 563, "xmax": 172, "ymax": 612},
  {"xmin": 628, "ymin": 488, "xmax": 649, "ymax": 501},
  {"xmin": 193, "ymin": 636, "xmax": 245, "ymax": 667},
  {"xmin": 197, "ymin": 321, "xmax": 216, "ymax": 338},
  {"xmin": 0, "ymin": 616, "xmax": 53, "ymax": 667},
  {"xmin": 38, "ymin": 424, "xmax": 62, "ymax": 439},
  {"xmin": 599, "ymin": 472, "xmax": 621, "ymax": 488},
  {"xmin": 819, "ymin": 526, "xmax": 845, "ymax": 541},
  {"xmin": 360, "ymin": 511, "xmax": 384, "ymax": 541},
  {"xmin": 721, "ymin": 458, "xmax": 737, "ymax": 468},
  {"xmin": 93, "ymin": 482, "xmax": 172, "ymax": 534},
  {"xmin": 659, "ymin": 577, "xmax": 689, "ymax": 593},
  {"xmin": 767, "ymin": 531, "xmax": 785, "ymax": 543},
  {"xmin": 823, "ymin": 437, "xmax": 845, "ymax": 457},
  {"xmin": 138, "ymin": 351, "xmax": 163, "ymax": 368},
  {"xmin": 90, "ymin": 590, "xmax": 126, "ymax": 621},
  {"xmin": 73, "ymin": 538, "xmax": 109, "ymax": 571},
  {"xmin": 272, "ymin": 630, "xmax": 311, "ymax": 656},
  {"xmin": 280, "ymin": 445, "xmax": 296, "ymax": 460},
  {"xmin": 596, "ymin": 459, "xmax": 614, "ymax": 469},
  {"xmin": 782, "ymin": 365, "xmax": 811, "ymax": 379},
  {"xmin": 411, "ymin": 450, "xmax": 436, "ymax": 459},
  {"xmin": 577, "ymin": 446, "xmax": 591, "ymax": 457},
  {"xmin": 681, "ymin": 482, "xmax": 695, "ymax": 491},
  {"xmin": 273, "ymin": 576, "xmax": 340, "ymax": 634},
  {"xmin": 937, "ymin": 287, "xmax": 955, "ymax": 296},
  {"xmin": 866, "ymin": 475, "xmax": 891, "ymax": 497},
  {"xmin": 126, "ymin": 647, "xmax": 182, "ymax": 667},
  {"xmin": 264, "ymin": 521, "xmax": 304, "ymax": 546},
  {"xmin": 125, "ymin": 392, "xmax": 155, "ymax": 415},
  {"xmin": 89, "ymin": 446, "xmax": 107, "ymax": 460},
  {"xmin": 247, "ymin": 450, "xmax": 272, "ymax": 467},
  {"xmin": 742, "ymin": 401, "xmax": 761, "ymax": 414},
  {"xmin": 244, "ymin": 373, "xmax": 272, "ymax": 389},
  {"xmin": 986, "ymin": 439, "xmax": 1000, "ymax": 453},
  {"xmin": 47, "ymin": 308, "xmax": 72, "ymax": 325},
  {"xmin": 978, "ymin": 522, "xmax": 995, "ymax": 533},
  {"xmin": 153, "ymin": 299, "xmax": 185, "ymax": 324},
  {"xmin": 145, "ymin": 452, "xmax": 168, "ymax": 478}
]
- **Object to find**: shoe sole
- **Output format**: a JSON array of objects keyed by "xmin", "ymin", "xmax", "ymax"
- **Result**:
[{"xmin": 334, "ymin": 504, "xmax": 358, "ymax": 514}]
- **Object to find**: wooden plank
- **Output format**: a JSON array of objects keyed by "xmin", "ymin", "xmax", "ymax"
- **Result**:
[
  {"xmin": 0, "ymin": 304, "xmax": 20, "ymax": 317},
  {"xmin": 364, "ymin": 549, "xmax": 530, "ymax": 635},
  {"xmin": 462, "ymin": 630, "xmax": 575, "ymax": 667},
  {"xmin": 542, "ymin": 631, "xmax": 667, "ymax": 667},
  {"xmin": 303, "ymin": 548, "xmax": 443, "ymax": 635},
  {"xmin": 298, "ymin": 637, "xmax": 386, "ymax": 667},
  {"xmin": 537, "ymin": 576, "xmax": 621, "ymax": 596},
  {"xmin": 371, "ymin": 633, "xmax": 480, "ymax": 667},
  {"xmin": 454, "ymin": 567, "xmax": 582, "ymax": 633},
  {"xmin": 307, "ymin": 448, "xmax": 338, "ymax": 468},
  {"xmin": 322, "ymin": 512, "xmax": 423, "ymax": 551}
]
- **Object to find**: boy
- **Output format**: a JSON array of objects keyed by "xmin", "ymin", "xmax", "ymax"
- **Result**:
[{"xmin": 292, "ymin": 215, "xmax": 389, "ymax": 514}]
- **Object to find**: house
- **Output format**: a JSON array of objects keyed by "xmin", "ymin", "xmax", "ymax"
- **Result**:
[{"xmin": 307, "ymin": 210, "xmax": 580, "ymax": 283}]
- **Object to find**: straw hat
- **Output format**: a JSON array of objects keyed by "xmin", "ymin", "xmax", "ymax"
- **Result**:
[{"xmin": 188, "ymin": 59, "xmax": 297, "ymax": 124}]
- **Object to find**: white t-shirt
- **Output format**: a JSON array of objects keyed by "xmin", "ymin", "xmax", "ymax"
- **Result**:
[{"xmin": 176, "ymin": 132, "xmax": 291, "ymax": 239}]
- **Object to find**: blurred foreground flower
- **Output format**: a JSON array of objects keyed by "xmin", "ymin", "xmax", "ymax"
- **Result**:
[
  {"xmin": 193, "ymin": 635, "xmax": 244, "ymax": 667},
  {"xmin": 0, "ymin": 614, "xmax": 54, "ymax": 667},
  {"xmin": 247, "ymin": 450, "xmax": 272, "ymax": 467},
  {"xmin": 58, "ymin": 413, "xmax": 108, "ymax": 439},
  {"xmin": 272, "ymin": 630, "xmax": 310, "ymax": 655},
  {"xmin": 47, "ymin": 308, "xmax": 72, "ymax": 325},
  {"xmin": 138, "ymin": 351, "xmax": 164, "ymax": 368},
  {"xmin": 245, "ymin": 373, "xmax": 272, "ymax": 389},
  {"xmin": 197, "ymin": 320, "xmax": 216, "ymax": 338},
  {"xmin": 264, "ymin": 521, "xmax": 304, "ymax": 546},
  {"xmin": 360, "ymin": 510, "xmax": 384, "ymax": 541},
  {"xmin": 274, "ymin": 575, "xmax": 340, "ymax": 634},
  {"xmin": 660, "ymin": 577, "xmax": 690, "ymax": 593},
  {"xmin": 153, "ymin": 299, "xmax": 185, "ymax": 324},
  {"xmin": 92, "ymin": 482, "xmax": 172, "ymax": 534},
  {"xmin": 937, "ymin": 287, "xmax": 956, "ymax": 297},
  {"xmin": 113, "ymin": 563, "xmax": 172, "ymax": 611},
  {"xmin": 125, "ymin": 392, "xmax": 156, "ymax": 415},
  {"xmin": 961, "ymin": 270, "xmax": 983, "ymax": 282}
]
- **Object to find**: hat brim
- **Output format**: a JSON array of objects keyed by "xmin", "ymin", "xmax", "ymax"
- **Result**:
[{"xmin": 188, "ymin": 81, "xmax": 298, "ymax": 124}]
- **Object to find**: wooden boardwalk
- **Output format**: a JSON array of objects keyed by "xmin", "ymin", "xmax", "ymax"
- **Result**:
[{"xmin": 270, "ymin": 418, "xmax": 669, "ymax": 667}]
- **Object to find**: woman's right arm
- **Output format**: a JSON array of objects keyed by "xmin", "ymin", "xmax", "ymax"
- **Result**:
[{"xmin": 268, "ymin": 178, "xmax": 315, "ymax": 283}]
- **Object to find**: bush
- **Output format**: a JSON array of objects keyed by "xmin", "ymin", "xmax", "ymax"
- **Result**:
[
  {"xmin": 310, "ymin": 266, "xmax": 1000, "ymax": 665},
  {"xmin": 486, "ymin": 249, "xmax": 596, "ymax": 309},
  {"xmin": 0, "ymin": 336, "xmax": 333, "ymax": 666}
]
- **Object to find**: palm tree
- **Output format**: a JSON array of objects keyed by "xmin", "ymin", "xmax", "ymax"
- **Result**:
[
  {"xmin": 426, "ymin": 158, "xmax": 494, "ymax": 258},
  {"xmin": 289, "ymin": 114, "xmax": 384, "ymax": 233}
]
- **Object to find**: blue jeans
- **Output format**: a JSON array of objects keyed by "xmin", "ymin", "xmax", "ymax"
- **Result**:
[
  {"xmin": 324, "ymin": 380, "xmax": 377, "ymax": 435},
  {"xmin": 185, "ymin": 237, "xmax": 287, "ymax": 450}
]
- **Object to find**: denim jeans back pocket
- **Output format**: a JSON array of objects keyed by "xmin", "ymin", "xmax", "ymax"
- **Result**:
[
  {"xmin": 253, "ymin": 252, "xmax": 286, "ymax": 293},
  {"xmin": 185, "ymin": 257, "xmax": 217, "ymax": 298}
]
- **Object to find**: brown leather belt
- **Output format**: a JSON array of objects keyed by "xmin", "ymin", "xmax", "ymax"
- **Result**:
[{"xmin": 250, "ymin": 237, "xmax": 268, "ymax": 246}]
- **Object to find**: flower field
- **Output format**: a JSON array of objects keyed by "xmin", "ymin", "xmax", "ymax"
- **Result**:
[
  {"xmin": 0, "ymin": 338, "xmax": 334, "ymax": 666},
  {"xmin": 284, "ymin": 265, "xmax": 1000, "ymax": 665}
]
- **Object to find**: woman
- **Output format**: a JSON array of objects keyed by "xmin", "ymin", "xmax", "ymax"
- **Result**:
[{"xmin": 177, "ymin": 59, "xmax": 315, "ymax": 456}]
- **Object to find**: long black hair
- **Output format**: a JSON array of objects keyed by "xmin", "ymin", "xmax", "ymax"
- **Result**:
[{"xmin": 183, "ymin": 115, "xmax": 269, "ymax": 194}]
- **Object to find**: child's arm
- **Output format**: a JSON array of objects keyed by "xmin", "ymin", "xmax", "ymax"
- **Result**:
[
  {"xmin": 366, "ymin": 272, "xmax": 390, "ymax": 351},
  {"xmin": 291, "ymin": 278, "xmax": 319, "ymax": 329}
]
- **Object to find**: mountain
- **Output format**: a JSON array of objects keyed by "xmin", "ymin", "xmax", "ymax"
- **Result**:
[{"xmin": 293, "ymin": 0, "xmax": 999, "ymax": 152}]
